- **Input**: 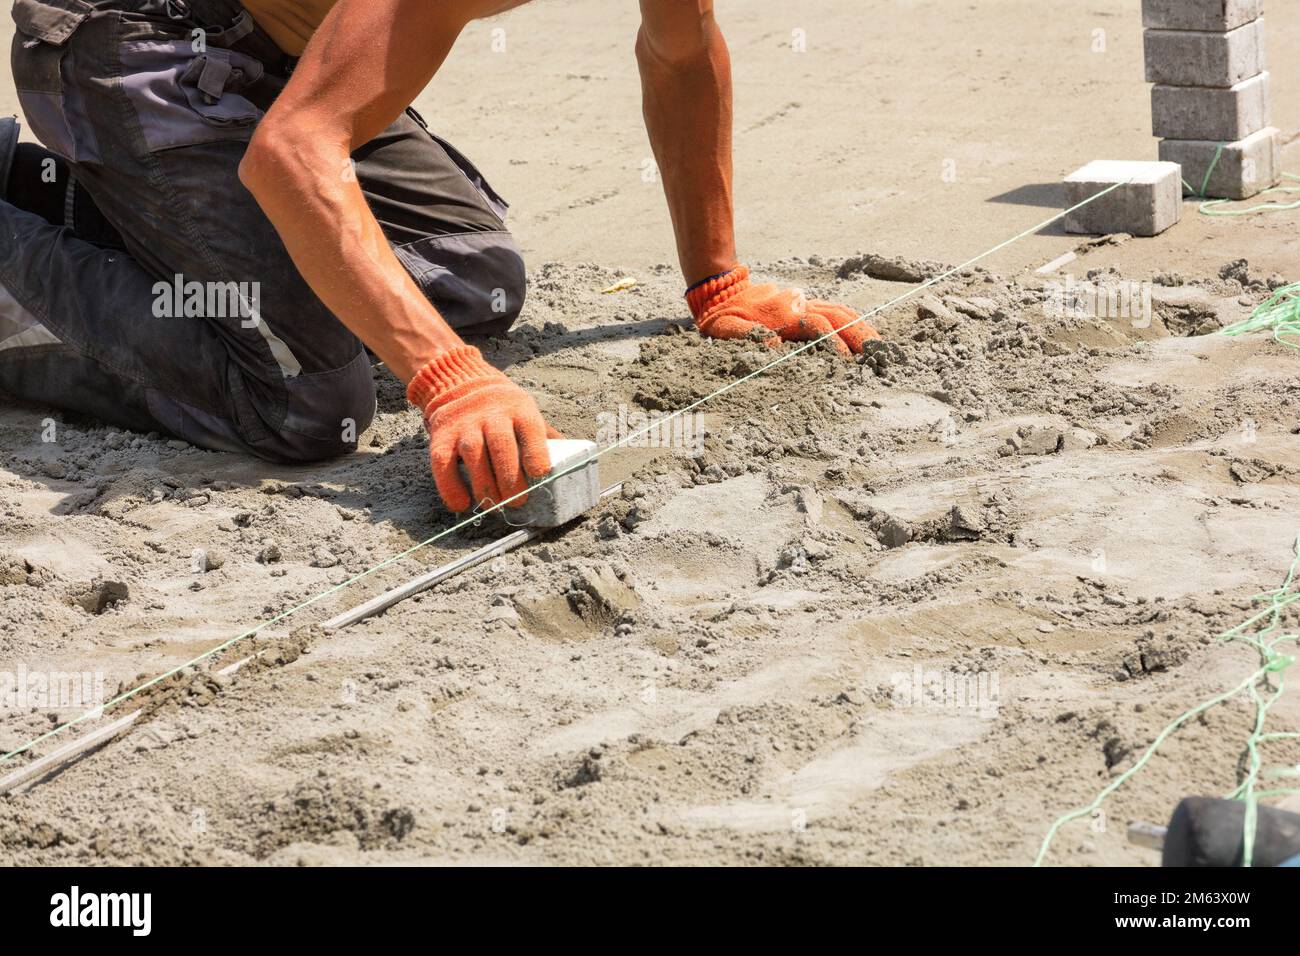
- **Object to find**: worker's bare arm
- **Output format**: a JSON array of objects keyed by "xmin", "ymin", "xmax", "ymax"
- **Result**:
[
  {"xmin": 238, "ymin": 0, "xmax": 530, "ymax": 383},
  {"xmin": 636, "ymin": 0, "xmax": 737, "ymax": 287},
  {"xmin": 637, "ymin": 1, "xmax": 880, "ymax": 355},
  {"xmin": 241, "ymin": 0, "xmax": 555, "ymax": 513}
]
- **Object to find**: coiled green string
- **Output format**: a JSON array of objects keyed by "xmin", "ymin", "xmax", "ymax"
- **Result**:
[
  {"xmin": 1179, "ymin": 138, "xmax": 1300, "ymax": 215},
  {"xmin": 1199, "ymin": 173, "xmax": 1300, "ymax": 216},
  {"xmin": 1220, "ymin": 282, "xmax": 1300, "ymax": 350},
  {"xmin": 1188, "ymin": 151, "xmax": 1300, "ymax": 216}
]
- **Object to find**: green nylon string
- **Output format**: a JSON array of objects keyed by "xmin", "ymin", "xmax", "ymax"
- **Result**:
[
  {"xmin": 1220, "ymin": 282, "xmax": 1300, "ymax": 350},
  {"xmin": 1181, "ymin": 142, "xmax": 1227, "ymax": 199},
  {"xmin": 1200, "ymin": 172, "xmax": 1300, "ymax": 216},
  {"xmin": 1224, "ymin": 543, "xmax": 1300, "ymax": 867},
  {"xmin": 1034, "ymin": 537, "xmax": 1300, "ymax": 867},
  {"xmin": 1179, "ymin": 139, "xmax": 1299, "ymax": 215}
]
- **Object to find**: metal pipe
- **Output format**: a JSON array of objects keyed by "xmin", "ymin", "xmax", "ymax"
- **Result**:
[
  {"xmin": 0, "ymin": 710, "xmax": 141, "ymax": 795},
  {"xmin": 0, "ymin": 485, "xmax": 620, "ymax": 795},
  {"xmin": 1, "ymin": 643, "xmax": 265, "ymax": 795},
  {"xmin": 322, "ymin": 526, "xmax": 539, "ymax": 630},
  {"xmin": 321, "ymin": 482, "xmax": 622, "ymax": 631}
]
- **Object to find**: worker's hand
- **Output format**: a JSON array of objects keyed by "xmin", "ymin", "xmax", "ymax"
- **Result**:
[
  {"xmin": 686, "ymin": 265, "xmax": 881, "ymax": 356},
  {"xmin": 407, "ymin": 346, "xmax": 557, "ymax": 513}
]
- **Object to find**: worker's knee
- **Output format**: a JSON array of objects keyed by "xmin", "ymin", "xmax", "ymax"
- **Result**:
[
  {"xmin": 637, "ymin": 0, "xmax": 714, "ymax": 67},
  {"xmin": 256, "ymin": 349, "xmax": 378, "ymax": 462},
  {"xmin": 395, "ymin": 229, "xmax": 527, "ymax": 337}
]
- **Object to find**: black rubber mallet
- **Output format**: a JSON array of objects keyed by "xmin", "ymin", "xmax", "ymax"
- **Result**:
[{"xmin": 1162, "ymin": 796, "xmax": 1300, "ymax": 867}]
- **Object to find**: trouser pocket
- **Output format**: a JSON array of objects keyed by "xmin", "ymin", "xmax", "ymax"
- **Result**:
[
  {"xmin": 11, "ymin": 0, "xmax": 94, "ymax": 161},
  {"xmin": 119, "ymin": 39, "xmax": 265, "ymax": 152},
  {"xmin": 12, "ymin": 0, "xmax": 89, "ymax": 45}
]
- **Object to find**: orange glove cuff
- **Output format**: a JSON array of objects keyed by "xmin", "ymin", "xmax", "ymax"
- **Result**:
[
  {"xmin": 686, "ymin": 265, "xmax": 750, "ymax": 321},
  {"xmin": 406, "ymin": 345, "xmax": 508, "ymax": 421}
]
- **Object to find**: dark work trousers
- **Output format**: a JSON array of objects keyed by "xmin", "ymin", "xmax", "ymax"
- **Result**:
[{"xmin": 1, "ymin": 0, "xmax": 525, "ymax": 460}]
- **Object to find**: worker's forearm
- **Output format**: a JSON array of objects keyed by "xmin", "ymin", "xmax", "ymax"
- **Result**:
[
  {"xmin": 237, "ymin": 0, "xmax": 487, "ymax": 386},
  {"xmin": 239, "ymin": 130, "xmax": 462, "ymax": 385},
  {"xmin": 636, "ymin": 9, "xmax": 738, "ymax": 287},
  {"xmin": 239, "ymin": 130, "xmax": 460, "ymax": 384}
]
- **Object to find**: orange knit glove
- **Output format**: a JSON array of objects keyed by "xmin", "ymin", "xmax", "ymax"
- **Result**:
[
  {"xmin": 686, "ymin": 266, "xmax": 881, "ymax": 356},
  {"xmin": 407, "ymin": 346, "xmax": 556, "ymax": 513}
]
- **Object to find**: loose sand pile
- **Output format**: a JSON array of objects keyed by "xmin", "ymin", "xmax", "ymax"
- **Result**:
[{"xmin": 2, "ymin": 253, "xmax": 1298, "ymax": 865}]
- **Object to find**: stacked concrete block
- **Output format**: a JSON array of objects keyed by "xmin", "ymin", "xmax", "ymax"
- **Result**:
[
  {"xmin": 1142, "ymin": 0, "xmax": 1260, "ymax": 32},
  {"xmin": 1143, "ymin": 0, "xmax": 1279, "ymax": 200},
  {"xmin": 1151, "ymin": 73, "xmax": 1269, "ymax": 141},
  {"xmin": 1144, "ymin": 18, "xmax": 1265, "ymax": 88},
  {"xmin": 1159, "ymin": 127, "xmax": 1282, "ymax": 202}
]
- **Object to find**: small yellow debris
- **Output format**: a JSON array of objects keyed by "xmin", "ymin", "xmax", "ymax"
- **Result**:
[{"xmin": 601, "ymin": 277, "xmax": 638, "ymax": 294}]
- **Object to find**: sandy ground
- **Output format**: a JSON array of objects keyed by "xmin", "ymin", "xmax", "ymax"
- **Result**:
[{"xmin": 2, "ymin": 0, "xmax": 1300, "ymax": 865}]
